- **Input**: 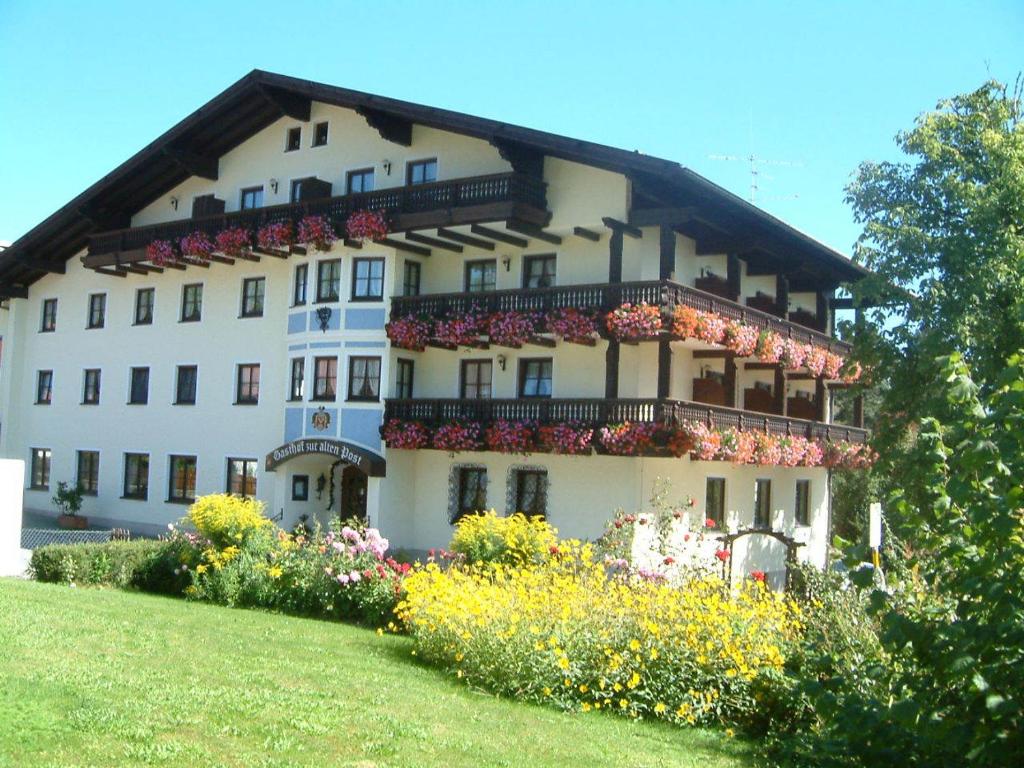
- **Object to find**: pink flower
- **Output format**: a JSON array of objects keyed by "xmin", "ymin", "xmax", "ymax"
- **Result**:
[
  {"xmin": 346, "ymin": 210, "xmax": 388, "ymax": 242},
  {"xmin": 486, "ymin": 311, "xmax": 539, "ymax": 347},
  {"xmin": 432, "ymin": 421, "xmax": 482, "ymax": 453},
  {"xmin": 545, "ymin": 307, "xmax": 597, "ymax": 343},
  {"xmin": 349, "ymin": 570, "xmax": 361, "ymax": 583},
  {"xmin": 598, "ymin": 422, "xmax": 657, "ymax": 456},
  {"xmin": 605, "ymin": 302, "xmax": 662, "ymax": 341},
  {"xmin": 382, "ymin": 419, "xmax": 430, "ymax": 449},
  {"xmin": 537, "ymin": 422, "xmax": 593, "ymax": 455},
  {"xmin": 337, "ymin": 573, "xmax": 350, "ymax": 585},
  {"xmin": 179, "ymin": 231, "xmax": 214, "ymax": 260},
  {"xmin": 483, "ymin": 420, "xmax": 536, "ymax": 454},
  {"xmin": 214, "ymin": 227, "xmax": 252, "ymax": 257},
  {"xmin": 146, "ymin": 239, "xmax": 176, "ymax": 266},
  {"xmin": 297, "ymin": 215, "xmax": 336, "ymax": 252},
  {"xmin": 257, "ymin": 221, "xmax": 294, "ymax": 249}
]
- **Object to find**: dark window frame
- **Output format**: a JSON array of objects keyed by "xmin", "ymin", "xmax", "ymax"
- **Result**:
[
  {"xmin": 235, "ymin": 363, "xmax": 260, "ymax": 405},
  {"xmin": 312, "ymin": 121, "xmax": 329, "ymax": 147},
  {"xmin": 406, "ymin": 158, "xmax": 438, "ymax": 186},
  {"xmin": 346, "ymin": 356, "xmax": 381, "ymax": 402},
  {"xmin": 289, "ymin": 357, "xmax": 305, "ymax": 402},
  {"xmin": 285, "ymin": 126, "xmax": 302, "ymax": 152},
  {"xmin": 181, "ymin": 284, "xmax": 203, "ymax": 323},
  {"xmin": 316, "ymin": 259, "xmax": 341, "ymax": 303},
  {"xmin": 29, "ymin": 448, "xmax": 51, "ymax": 490},
  {"xmin": 754, "ymin": 478, "xmax": 772, "ymax": 528},
  {"xmin": 226, "ymin": 457, "xmax": 258, "ymax": 497},
  {"xmin": 122, "ymin": 452, "xmax": 149, "ymax": 500},
  {"xmin": 705, "ymin": 477, "xmax": 726, "ymax": 529},
  {"xmin": 312, "ymin": 356, "xmax": 338, "ymax": 402},
  {"xmin": 40, "ymin": 298, "xmax": 57, "ymax": 332},
  {"xmin": 76, "ymin": 450, "xmax": 100, "ymax": 495},
  {"xmin": 351, "ymin": 258, "xmax": 385, "ymax": 302},
  {"xmin": 523, "ymin": 254, "xmax": 557, "ymax": 289},
  {"xmin": 514, "ymin": 469, "xmax": 548, "ymax": 518},
  {"xmin": 346, "ymin": 167, "xmax": 374, "ymax": 194},
  {"xmin": 128, "ymin": 366, "xmax": 150, "ymax": 405},
  {"xmin": 87, "ymin": 293, "xmax": 106, "ymax": 329},
  {"xmin": 82, "ymin": 368, "xmax": 101, "ymax": 405},
  {"xmin": 464, "ymin": 259, "xmax": 497, "ymax": 293},
  {"xmin": 460, "ymin": 359, "xmax": 493, "ymax": 400},
  {"xmin": 395, "ymin": 358, "xmax": 414, "ymax": 399},
  {"xmin": 175, "ymin": 365, "xmax": 198, "ymax": 405},
  {"xmin": 240, "ymin": 185, "xmax": 264, "ymax": 210},
  {"xmin": 518, "ymin": 358, "xmax": 553, "ymax": 399},
  {"xmin": 795, "ymin": 479, "xmax": 811, "ymax": 527},
  {"xmin": 168, "ymin": 454, "xmax": 197, "ymax": 504},
  {"xmin": 36, "ymin": 370, "xmax": 53, "ymax": 405},
  {"xmin": 402, "ymin": 260, "xmax": 421, "ymax": 297},
  {"xmin": 134, "ymin": 288, "xmax": 155, "ymax": 325},
  {"xmin": 454, "ymin": 467, "xmax": 487, "ymax": 523},
  {"xmin": 293, "ymin": 263, "xmax": 308, "ymax": 306},
  {"xmin": 240, "ymin": 277, "xmax": 266, "ymax": 318}
]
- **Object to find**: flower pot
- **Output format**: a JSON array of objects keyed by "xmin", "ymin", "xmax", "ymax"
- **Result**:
[{"xmin": 57, "ymin": 514, "xmax": 87, "ymax": 530}]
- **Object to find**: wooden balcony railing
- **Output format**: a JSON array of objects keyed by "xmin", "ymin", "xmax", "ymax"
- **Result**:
[
  {"xmin": 391, "ymin": 279, "xmax": 850, "ymax": 351},
  {"xmin": 383, "ymin": 397, "xmax": 869, "ymax": 444},
  {"xmin": 88, "ymin": 172, "xmax": 548, "ymax": 257}
]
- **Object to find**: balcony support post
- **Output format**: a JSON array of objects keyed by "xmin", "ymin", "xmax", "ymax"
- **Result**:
[
  {"xmin": 775, "ymin": 274, "xmax": 789, "ymax": 319},
  {"xmin": 724, "ymin": 354, "xmax": 737, "ymax": 408},
  {"xmin": 659, "ymin": 225, "xmax": 675, "ymax": 280},
  {"xmin": 608, "ymin": 228, "xmax": 623, "ymax": 283},
  {"xmin": 727, "ymin": 254, "xmax": 742, "ymax": 301},
  {"xmin": 853, "ymin": 393, "xmax": 865, "ymax": 429},
  {"xmin": 657, "ymin": 340, "xmax": 672, "ymax": 398},
  {"xmin": 605, "ymin": 340, "xmax": 620, "ymax": 398},
  {"xmin": 774, "ymin": 366, "xmax": 786, "ymax": 415},
  {"xmin": 815, "ymin": 377, "xmax": 827, "ymax": 422}
]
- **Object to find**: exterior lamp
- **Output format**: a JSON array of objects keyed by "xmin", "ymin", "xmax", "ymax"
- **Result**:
[
  {"xmin": 170, "ymin": 196, "xmax": 178, "ymax": 211},
  {"xmin": 316, "ymin": 473, "xmax": 327, "ymax": 500},
  {"xmin": 502, "ymin": 256, "xmax": 511, "ymax": 271},
  {"xmin": 497, "ymin": 354, "xmax": 507, "ymax": 371},
  {"xmin": 270, "ymin": 178, "xmax": 279, "ymax": 194}
]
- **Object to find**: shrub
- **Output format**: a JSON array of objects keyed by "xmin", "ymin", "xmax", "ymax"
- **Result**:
[
  {"xmin": 187, "ymin": 494, "xmax": 271, "ymax": 550},
  {"xmin": 30, "ymin": 540, "xmax": 187, "ymax": 593},
  {"xmin": 450, "ymin": 511, "xmax": 556, "ymax": 566},
  {"xmin": 397, "ymin": 540, "xmax": 803, "ymax": 727}
]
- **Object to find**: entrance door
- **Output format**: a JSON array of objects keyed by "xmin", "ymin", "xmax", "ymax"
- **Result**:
[{"xmin": 339, "ymin": 464, "xmax": 367, "ymax": 524}]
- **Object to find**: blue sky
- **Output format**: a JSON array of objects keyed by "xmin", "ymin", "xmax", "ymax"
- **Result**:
[{"xmin": 1, "ymin": 0, "xmax": 1020, "ymax": 255}]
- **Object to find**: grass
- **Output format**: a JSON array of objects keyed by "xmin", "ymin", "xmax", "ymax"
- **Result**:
[{"xmin": 0, "ymin": 579, "xmax": 752, "ymax": 768}]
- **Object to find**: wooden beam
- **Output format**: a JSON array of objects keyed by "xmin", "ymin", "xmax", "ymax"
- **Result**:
[
  {"xmin": 629, "ymin": 207, "xmax": 696, "ymax": 227},
  {"xmin": 724, "ymin": 355, "xmax": 737, "ymax": 408},
  {"xmin": 161, "ymin": 146, "xmax": 218, "ymax": 180},
  {"xmin": 257, "ymin": 84, "xmax": 311, "ymax": 121},
  {"xmin": 744, "ymin": 362, "xmax": 782, "ymax": 370},
  {"xmin": 776, "ymin": 274, "xmax": 790, "ymax": 318},
  {"xmin": 356, "ymin": 107, "xmax": 412, "ymax": 146},
  {"xmin": 774, "ymin": 366, "xmax": 786, "ymax": 414},
  {"xmin": 343, "ymin": 238, "xmax": 364, "ymax": 249},
  {"xmin": 121, "ymin": 264, "xmax": 150, "ymax": 276},
  {"xmin": 727, "ymin": 254, "xmax": 742, "ymax": 301},
  {"xmin": 608, "ymin": 228, "xmax": 623, "ymax": 283},
  {"xmin": 405, "ymin": 232, "xmax": 462, "ymax": 253},
  {"xmin": 470, "ymin": 224, "xmax": 528, "ymax": 248},
  {"xmin": 853, "ymin": 394, "xmax": 865, "ymax": 428},
  {"xmin": 693, "ymin": 349, "xmax": 732, "ymax": 359},
  {"xmin": 208, "ymin": 254, "xmax": 235, "ymax": 265},
  {"xmin": 605, "ymin": 340, "xmax": 620, "ymax": 398},
  {"xmin": 16, "ymin": 255, "xmax": 65, "ymax": 274},
  {"xmin": 491, "ymin": 138, "xmax": 544, "ymax": 178},
  {"xmin": 92, "ymin": 267, "xmax": 127, "ymax": 278},
  {"xmin": 289, "ymin": 245, "xmax": 308, "ymax": 256},
  {"xmin": 505, "ymin": 219, "xmax": 561, "ymax": 244},
  {"xmin": 380, "ymin": 237, "xmax": 430, "ymax": 257},
  {"xmin": 572, "ymin": 226, "xmax": 601, "ymax": 242},
  {"xmin": 602, "ymin": 217, "xmax": 642, "ymax": 239},
  {"xmin": 657, "ymin": 339, "xmax": 672, "ymax": 398},
  {"xmin": 0, "ymin": 285, "xmax": 28, "ymax": 299},
  {"xmin": 815, "ymin": 378, "xmax": 827, "ymax": 421},
  {"xmin": 436, "ymin": 228, "xmax": 495, "ymax": 250}
]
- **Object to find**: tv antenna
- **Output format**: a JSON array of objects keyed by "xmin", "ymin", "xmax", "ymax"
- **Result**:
[{"xmin": 707, "ymin": 153, "xmax": 804, "ymax": 204}]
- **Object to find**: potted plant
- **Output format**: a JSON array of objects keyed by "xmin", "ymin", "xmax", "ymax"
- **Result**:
[{"xmin": 53, "ymin": 481, "xmax": 87, "ymax": 529}]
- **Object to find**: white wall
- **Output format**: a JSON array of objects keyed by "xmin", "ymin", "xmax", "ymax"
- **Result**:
[{"xmin": 0, "ymin": 459, "xmax": 25, "ymax": 575}]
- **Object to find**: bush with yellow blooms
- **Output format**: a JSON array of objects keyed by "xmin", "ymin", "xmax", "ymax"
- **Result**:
[{"xmin": 450, "ymin": 510, "xmax": 557, "ymax": 565}]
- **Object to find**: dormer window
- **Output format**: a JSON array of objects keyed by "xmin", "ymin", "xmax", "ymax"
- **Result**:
[
  {"xmin": 285, "ymin": 126, "xmax": 301, "ymax": 152},
  {"xmin": 312, "ymin": 122, "xmax": 328, "ymax": 147}
]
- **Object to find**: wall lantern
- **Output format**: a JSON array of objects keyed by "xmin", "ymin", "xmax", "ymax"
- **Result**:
[
  {"xmin": 170, "ymin": 196, "xmax": 178, "ymax": 211},
  {"xmin": 316, "ymin": 473, "xmax": 327, "ymax": 500},
  {"xmin": 382, "ymin": 159, "xmax": 392, "ymax": 175},
  {"xmin": 502, "ymin": 256, "xmax": 511, "ymax": 272},
  {"xmin": 497, "ymin": 354, "xmax": 507, "ymax": 371},
  {"xmin": 270, "ymin": 178, "xmax": 279, "ymax": 194}
]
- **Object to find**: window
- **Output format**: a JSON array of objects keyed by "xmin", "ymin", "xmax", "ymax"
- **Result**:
[
  {"xmin": 77, "ymin": 450, "xmax": 99, "ymax": 495},
  {"xmin": 402, "ymin": 261, "xmax": 421, "ymax": 297},
  {"xmin": 168, "ymin": 455, "xmax": 197, "ymax": 503},
  {"xmin": 29, "ymin": 448, "xmax": 51, "ymax": 490},
  {"xmin": 123, "ymin": 453, "xmax": 149, "ymax": 500},
  {"xmin": 289, "ymin": 358, "xmax": 305, "ymax": 401},
  {"xmin": 83, "ymin": 369, "xmax": 101, "ymax": 405},
  {"xmin": 236, "ymin": 364, "xmax": 260, "ymax": 404},
  {"xmin": 454, "ymin": 467, "xmax": 487, "ymax": 523},
  {"xmin": 395, "ymin": 359, "xmax": 414, "ymax": 399},
  {"xmin": 347, "ymin": 357, "xmax": 381, "ymax": 401},
  {"xmin": 36, "ymin": 370, "xmax": 53, "ymax": 404},
  {"xmin": 514, "ymin": 470, "xmax": 548, "ymax": 518},
  {"xmin": 754, "ymin": 479, "xmax": 772, "ymax": 528},
  {"xmin": 227, "ymin": 458, "xmax": 257, "ymax": 497},
  {"xmin": 465, "ymin": 260, "xmax": 497, "ymax": 292},
  {"xmin": 285, "ymin": 126, "xmax": 301, "ymax": 152},
  {"xmin": 313, "ymin": 357, "xmax": 337, "ymax": 401},
  {"xmin": 241, "ymin": 277, "xmax": 265, "ymax": 318},
  {"xmin": 460, "ymin": 360, "xmax": 492, "ymax": 399},
  {"xmin": 41, "ymin": 298, "xmax": 57, "ymax": 332},
  {"xmin": 289, "ymin": 179, "xmax": 303, "ymax": 203},
  {"xmin": 128, "ymin": 367, "xmax": 149, "ymax": 405},
  {"xmin": 346, "ymin": 168, "xmax": 374, "ymax": 194},
  {"xmin": 352, "ymin": 258, "xmax": 384, "ymax": 301},
  {"xmin": 407, "ymin": 158, "xmax": 437, "ymax": 185},
  {"xmin": 175, "ymin": 365, "xmax": 197, "ymax": 405},
  {"xmin": 293, "ymin": 263, "xmax": 308, "ymax": 306},
  {"xmin": 87, "ymin": 293, "xmax": 106, "ymax": 329},
  {"xmin": 240, "ymin": 186, "xmax": 264, "ymax": 210},
  {"xmin": 316, "ymin": 260, "xmax": 341, "ymax": 302},
  {"xmin": 312, "ymin": 121, "xmax": 329, "ymax": 147},
  {"xmin": 523, "ymin": 255, "xmax": 557, "ymax": 288},
  {"xmin": 795, "ymin": 480, "xmax": 811, "ymax": 526},
  {"xmin": 706, "ymin": 477, "xmax": 726, "ymax": 529},
  {"xmin": 135, "ymin": 288, "xmax": 154, "ymax": 325},
  {"xmin": 519, "ymin": 359, "xmax": 553, "ymax": 398},
  {"xmin": 292, "ymin": 474, "xmax": 309, "ymax": 501},
  {"xmin": 181, "ymin": 284, "xmax": 202, "ymax": 322}
]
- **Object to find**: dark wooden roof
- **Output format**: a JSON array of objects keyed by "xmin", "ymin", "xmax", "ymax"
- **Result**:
[{"xmin": 0, "ymin": 69, "xmax": 868, "ymax": 294}]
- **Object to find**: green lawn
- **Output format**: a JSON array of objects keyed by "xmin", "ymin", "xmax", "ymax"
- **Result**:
[{"xmin": 0, "ymin": 579, "xmax": 751, "ymax": 768}]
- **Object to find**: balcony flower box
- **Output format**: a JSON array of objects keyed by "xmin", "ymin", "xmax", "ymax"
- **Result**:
[
  {"xmin": 780, "ymin": 338, "xmax": 809, "ymax": 369},
  {"xmin": 680, "ymin": 421, "xmax": 721, "ymax": 461},
  {"xmin": 598, "ymin": 422, "xmax": 657, "ymax": 455},
  {"xmin": 719, "ymin": 428, "xmax": 756, "ymax": 464},
  {"xmin": 694, "ymin": 310, "xmax": 727, "ymax": 345},
  {"xmin": 432, "ymin": 421, "xmax": 482, "ymax": 453},
  {"xmin": 386, "ymin": 315, "xmax": 432, "ymax": 352},
  {"xmin": 382, "ymin": 419, "xmax": 430, "ymax": 450},
  {"xmin": 723, "ymin": 321, "xmax": 759, "ymax": 357},
  {"xmin": 755, "ymin": 330, "xmax": 786, "ymax": 364},
  {"xmin": 486, "ymin": 311, "xmax": 539, "ymax": 348},
  {"xmin": 214, "ymin": 227, "xmax": 252, "ymax": 258},
  {"xmin": 257, "ymin": 221, "xmax": 294, "ymax": 249},
  {"xmin": 606, "ymin": 302, "xmax": 662, "ymax": 342},
  {"xmin": 483, "ymin": 419, "xmax": 536, "ymax": 454},
  {"xmin": 778, "ymin": 435, "xmax": 809, "ymax": 467},
  {"xmin": 346, "ymin": 210, "xmax": 388, "ymax": 242},
  {"xmin": 146, "ymin": 239, "xmax": 176, "ymax": 266},
  {"xmin": 434, "ymin": 313, "xmax": 484, "ymax": 348},
  {"xmin": 297, "ymin": 215, "xmax": 336, "ymax": 252},
  {"xmin": 545, "ymin": 307, "xmax": 597, "ymax": 344},
  {"xmin": 751, "ymin": 432, "xmax": 783, "ymax": 465},
  {"xmin": 179, "ymin": 231, "xmax": 214, "ymax": 261},
  {"xmin": 805, "ymin": 347, "xmax": 828, "ymax": 377},
  {"xmin": 823, "ymin": 351, "xmax": 844, "ymax": 380},
  {"xmin": 536, "ymin": 422, "xmax": 593, "ymax": 455}
]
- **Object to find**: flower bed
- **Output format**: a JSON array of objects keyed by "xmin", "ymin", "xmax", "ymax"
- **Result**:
[
  {"xmin": 605, "ymin": 303, "xmax": 663, "ymax": 341},
  {"xmin": 346, "ymin": 210, "xmax": 388, "ymax": 242},
  {"xmin": 297, "ymin": 215, "xmax": 336, "ymax": 252}
]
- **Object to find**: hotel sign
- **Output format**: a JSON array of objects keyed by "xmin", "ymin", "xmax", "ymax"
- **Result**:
[{"xmin": 264, "ymin": 438, "xmax": 386, "ymax": 476}]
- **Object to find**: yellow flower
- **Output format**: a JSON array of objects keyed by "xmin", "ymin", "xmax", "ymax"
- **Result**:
[
  {"xmin": 195, "ymin": 564, "xmax": 207, "ymax": 575},
  {"xmin": 578, "ymin": 684, "xmax": 588, "ymax": 693},
  {"xmin": 558, "ymin": 657, "xmax": 570, "ymax": 670},
  {"xmin": 619, "ymin": 699, "xmax": 628, "ymax": 709},
  {"xmin": 267, "ymin": 566, "xmax": 282, "ymax": 579},
  {"xmin": 654, "ymin": 702, "xmax": 667, "ymax": 714},
  {"xmin": 629, "ymin": 639, "xmax": 641, "ymax": 652}
]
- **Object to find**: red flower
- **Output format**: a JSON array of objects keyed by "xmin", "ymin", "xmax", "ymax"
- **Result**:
[
  {"xmin": 672, "ymin": 510, "xmax": 682, "ymax": 520},
  {"xmin": 715, "ymin": 549, "xmax": 730, "ymax": 562},
  {"xmin": 750, "ymin": 570, "xmax": 766, "ymax": 582},
  {"xmin": 549, "ymin": 546, "xmax": 560, "ymax": 555},
  {"xmin": 663, "ymin": 556, "xmax": 675, "ymax": 565},
  {"xmin": 705, "ymin": 517, "xmax": 717, "ymax": 528},
  {"xmin": 613, "ymin": 520, "xmax": 623, "ymax": 529},
  {"xmin": 683, "ymin": 534, "xmax": 691, "ymax": 542}
]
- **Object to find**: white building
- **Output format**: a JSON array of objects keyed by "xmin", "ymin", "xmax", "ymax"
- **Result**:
[{"xmin": 0, "ymin": 71, "xmax": 869, "ymax": 575}]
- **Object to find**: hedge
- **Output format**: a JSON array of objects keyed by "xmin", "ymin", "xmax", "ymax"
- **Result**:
[{"xmin": 30, "ymin": 540, "xmax": 188, "ymax": 594}]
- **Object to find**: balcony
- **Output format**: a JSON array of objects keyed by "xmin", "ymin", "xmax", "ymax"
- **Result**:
[
  {"xmin": 391, "ymin": 279, "xmax": 850, "ymax": 352},
  {"xmin": 87, "ymin": 172, "xmax": 549, "ymax": 258},
  {"xmin": 383, "ymin": 397, "xmax": 869, "ymax": 444}
]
